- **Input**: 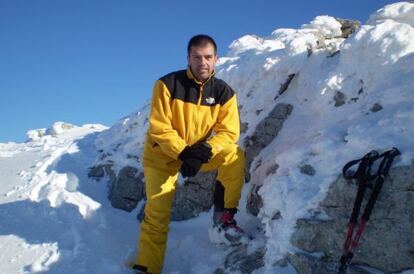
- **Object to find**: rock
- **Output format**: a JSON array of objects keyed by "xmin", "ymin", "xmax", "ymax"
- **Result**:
[
  {"xmin": 287, "ymin": 252, "xmax": 370, "ymax": 274},
  {"xmin": 26, "ymin": 122, "xmax": 78, "ymax": 141},
  {"xmin": 245, "ymin": 103, "xmax": 293, "ymax": 215},
  {"xmin": 307, "ymin": 46, "xmax": 313, "ymax": 57},
  {"xmin": 335, "ymin": 18, "xmax": 361, "ymax": 38},
  {"xmin": 304, "ymin": 18, "xmax": 359, "ymax": 59},
  {"xmin": 247, "ymin": 184, "xmax": 264, "ymax": 216},
  {"xmin": 88, "ymin": 164, "xmax": 109, "ymax": 179},
  {"xmin": 171, "ymin": 171, "xmax": 216, "ymax": 221},
  {"xmin": 334, "ymin": 91, "xmax": 346, "ymax": 107},
  {"xmin": 47, "ymin": 122, "xmax": 76, "ymax": 136},
  {"xmin": 240, "ymin": 122, "xmax": 249, "ymax": 134},
  {"xmin": 107, "ymin": 166, "xmax": 145, "ymax": 212},
  {"xmin": 300, "ymin": 164, "xmax": 316, "ymax": 176},
  {"xmin": 244, "ymin": 103, "xmax": 293, "ymax": 173},
  {"xmin": 266, "ymin": 163, "xmax": 279, "ymax": 176},
  {"xmin": 370, "ymin": 103, "xmax": 383, "ymax": 112},
  {"xmin": 326, "ymin": 41, "xmax": 339, "ymax": 56},
  {"xmin": 277, "ymin": 74, "xmax": 296, "ymax": 96},
  {"xmin": 313, "ymin": 31, "xmax": 326, "ymax": 49},
  {"xmin": 291, "ymin": 165, "xmax": 414, "ymax": 273},
  {"xmin": 305, "ymin": 18, "xmax": 359, "ymax": 58},
  {"xmin": 26, "ymin": 128, "xmax": 47, "ymax": 141},
  {"xmin": 90, "ymin": 164, "xmax": 218, "ymax": 220},
  {"xmin": 327, "ymin": 50, "xmax": 340, "ymax": 58},
  {"xmin": 214, "ymin": 245, "xmax": 266, "ymax": 274}
]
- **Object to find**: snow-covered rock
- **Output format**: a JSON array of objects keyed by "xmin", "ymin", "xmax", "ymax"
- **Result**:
[{"xmin": 26, "ymin": 128, "xmax": 47, "ymax": 141}]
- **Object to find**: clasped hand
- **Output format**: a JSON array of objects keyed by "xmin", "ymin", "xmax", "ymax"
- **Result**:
[{"xmin": 178, "ymin": 142, "xmax": 212, "ymax": 178}]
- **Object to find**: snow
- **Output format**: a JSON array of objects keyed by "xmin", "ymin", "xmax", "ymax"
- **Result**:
[
  {"xmin": 227, "ymin": 35, "xmax": 285, "ymax": 56},
  {"xmin": 301, "ymin": 15, "xmax": 343, "ymax": 38},
  {"xmin": 1, "ymin": 2, "xmax": 414, "ymax": 273},
  {"xmin": 93, "ymin": 106, "xmax": 150, "ymax": 175},
  {"xmin": 367, "ymin": 1, "xmax": 414, "ymax": 27}
]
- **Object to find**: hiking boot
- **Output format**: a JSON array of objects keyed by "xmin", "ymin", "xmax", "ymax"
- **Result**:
[{"xmin": 208, "ymin": 208, "xmax": 248, "ymax": 245}]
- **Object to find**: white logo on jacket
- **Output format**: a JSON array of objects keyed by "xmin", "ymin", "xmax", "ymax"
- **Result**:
[{"xmin": 206, "ymin": 97, "xmax": 215, "ymax": 104}]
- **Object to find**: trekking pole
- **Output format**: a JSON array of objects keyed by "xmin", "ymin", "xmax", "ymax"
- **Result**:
[
  {"xmin": 338, "ymin": 151, "xmax": 379, "ymax": 273},
  {"xmin": 338, "ymin": 148, "xmax": 401, "ymax": 274}
]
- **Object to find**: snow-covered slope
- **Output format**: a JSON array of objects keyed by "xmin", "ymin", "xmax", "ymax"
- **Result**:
[
  {"xmin": 1, "ymin": 2, "xmax": 414, "ymax": 273},
  {"xmin": 0, "ymin": 124, "xmax": 141, "ymax": 273}
]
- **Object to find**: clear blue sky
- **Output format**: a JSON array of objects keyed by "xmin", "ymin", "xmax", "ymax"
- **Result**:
[{"xmin": 0, "ymin": 0, "xmax": 396, "ymax": 143}]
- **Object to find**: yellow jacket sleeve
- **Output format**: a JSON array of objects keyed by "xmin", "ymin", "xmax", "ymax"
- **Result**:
[
  {"xmin": 148, "ymin": 80, "xmax": 188, "ymax": 159},
  {"xmin": 207, "ymin": 94, "xmax": 240, "ymax": 155}
]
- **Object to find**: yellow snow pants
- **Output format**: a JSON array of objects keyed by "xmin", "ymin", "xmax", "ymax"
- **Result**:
[{"xmin": 135, "ymin": 143, "xmax": 245, "ymax": 273}]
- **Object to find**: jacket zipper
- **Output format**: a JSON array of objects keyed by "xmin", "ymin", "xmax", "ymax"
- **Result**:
[
  {"xmin": 198, "ymin": 85, "xmax": 204, "ymax": 105},
  {"xmin": 192, "ymin": 85, "xmax": 204, "ymax": 145}
]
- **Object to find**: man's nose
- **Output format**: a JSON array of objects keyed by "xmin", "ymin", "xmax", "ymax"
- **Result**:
[{"xmin": 200, "ymin": 56, "xmax": 207, "ymax": 65}]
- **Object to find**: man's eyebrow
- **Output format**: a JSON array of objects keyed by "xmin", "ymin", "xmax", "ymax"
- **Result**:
[
  {"xmin": 192, "ymin": 54, "xmax": 214, "ymax": 57},
  {"xmin": 191, "ymin": 55, "xmax": 214, "ymax": 59}
]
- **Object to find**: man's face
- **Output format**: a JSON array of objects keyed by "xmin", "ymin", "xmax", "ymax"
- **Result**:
[{"xmin": 187, "ymin": 43, "xmax": 218, "ymax": 82}]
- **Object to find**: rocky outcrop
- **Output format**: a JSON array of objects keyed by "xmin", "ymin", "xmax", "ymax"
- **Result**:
[
  {"xmin": 277, "ymin": 74, "xmax": 296, "ymax": 96},
  {"xmin": 89, "ymin": 164, "xmax": 145, "ymax": 212},
  {"xmin": 89, "ymin": 164, "xmax": 217, "ymax": 220},
  {"xmin": 289, "ymin": 165, "xmax": 414, "ymax": 273},
  {"xmin": 109, "ymin": 166, "xmax": 145, "ymax": 212},
  {"xmin": 335, "ymin": 18, "xmax": 361, "ymax": 38},
  {"xmin": 245, "ymin": 103, "xmax": 293, "ymax": 215},
  {"xmin": 244, "ymin": 103, "xmax": 293, "ymax": 174},
  {"xmin": 171, "ymin": 171, "xmax": 216, "ymax": 221},
  {"xmin": 307, "ymin": 18, "xmax": 360, "ymax": 57}
]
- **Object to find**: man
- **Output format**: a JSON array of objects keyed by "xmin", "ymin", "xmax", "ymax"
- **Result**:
[{"xmin": 133, "ymin": 34, "xmax": 246, "ymax": 274}]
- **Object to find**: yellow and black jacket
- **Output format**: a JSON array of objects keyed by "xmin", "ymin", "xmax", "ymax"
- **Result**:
[{"xmin": 143, "ymin": 68, "xmax": 240, "ymax": 170}]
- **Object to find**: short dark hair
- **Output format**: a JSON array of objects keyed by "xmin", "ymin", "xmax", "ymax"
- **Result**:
[{"xmin": 187, "ymin": 34, "xmax": 217, "ymax": 55}]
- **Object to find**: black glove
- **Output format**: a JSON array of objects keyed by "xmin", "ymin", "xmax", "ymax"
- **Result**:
[
  {"xmin": 180, "ymin": 158, "xmax": 203, "ymax": 178},
  {"xmin": 178, "ymin": 142, "xmax": 212, "ymax": 163}
]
